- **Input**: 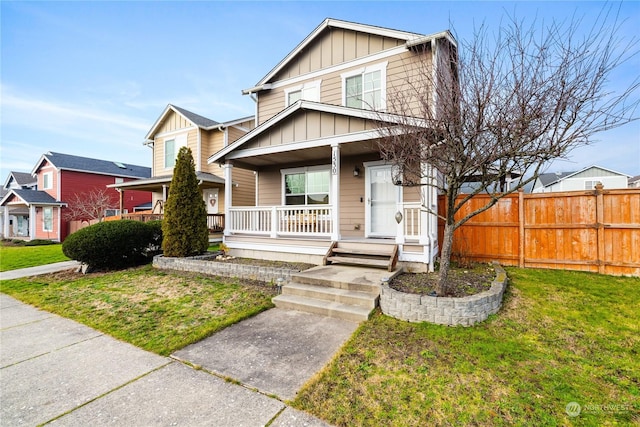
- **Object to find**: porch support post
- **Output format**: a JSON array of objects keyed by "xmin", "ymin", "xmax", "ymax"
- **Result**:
[
  {"xmin": 2, "ymin": 206, "xmax": 9, "ymax": 238},
  {"xmin": 330, "ymin": 144, "xmax": 340, "ymax": 241},
  {"xmin": 223, "ymin": 161, "xmax": 233, "ymax": 237},
  {"xmin": 118, "ymin": 189, "xmax": 124, "ymax": 219},
  {"xmin": 29, "ymin": 204, "xmax": 36, "ymax": 239},
  {"xmin": 395, "ymin": 183, "xmax": 405, "ymax": 244}
]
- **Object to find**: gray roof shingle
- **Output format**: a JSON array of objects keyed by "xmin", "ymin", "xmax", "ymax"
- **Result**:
[
  {"xmin": 7, "ymin": 189, "xmax": 63, "ymax": 205},
  {"xmin": 41, "ymin": 152, "xmax": 151, "ymax": 178},
  {"xmin": 170, "ymin": 105, "xmax": 220, "ymax": 129}
]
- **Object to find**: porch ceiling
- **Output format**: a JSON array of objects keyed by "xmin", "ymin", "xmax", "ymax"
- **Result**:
[{"xmin": 233, "ymin": 139, "xmax": 380, "ymax": 170}]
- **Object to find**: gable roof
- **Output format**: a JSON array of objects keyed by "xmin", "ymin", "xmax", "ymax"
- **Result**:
[
  {"xmin": 208, "ymin": 100, "xmax": 426, "ymax": 165},
  {"xmin": 143, "ymin": 104, "xmax": 255, "ymax": 142},
  {"xmin": 0, "ymin": 189, "xmax": 65, "ymax": 207},
  {"xmin": 243, "ymin": 18, "xmax": 456, "ymax": 93},
  {"xmin": 31, "ymin": 152, "xmax": 151, "ymax": 179},
  {"xmin": 537, "ymin": 165, "xmax": 631, "ymax": 188},
  {"xmin": 3, "ymin": 171, "xmax": 36, "ymax": 189}
]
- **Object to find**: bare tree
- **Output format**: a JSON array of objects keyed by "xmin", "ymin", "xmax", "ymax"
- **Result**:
[
  {"xmin": 377, "ymin": 7, "xmax": 639, "ymax": 295},
  {"xmin": 63, "ymin": 188, "xmax": 119, "ymax": 222}
]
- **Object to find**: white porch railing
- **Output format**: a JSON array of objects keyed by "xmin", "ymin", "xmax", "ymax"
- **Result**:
[
  {"xmin": 228, "ymin": 205, "xmax": 333, "ymax": 237},
  {"xmin": 228, "ymin": 203, "xmax": 423, "ymax": 240}
]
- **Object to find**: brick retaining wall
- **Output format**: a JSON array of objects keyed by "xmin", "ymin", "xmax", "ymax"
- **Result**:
[
  {"xmin": 380, "ymin": 264, "xmax": 508, "ymax": 326},
  {"xmin": 153, "ymin": 254, "xmax": 301, "ymax": 284}
]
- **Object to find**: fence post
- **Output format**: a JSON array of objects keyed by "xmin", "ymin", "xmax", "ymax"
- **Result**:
[
  {"xmin": 518, "ymin": 189, "xmax": 525, "ymax": 268},
  {"xmin": 595, "ymin": 183, "xmax": 605, "ymax": 274}
]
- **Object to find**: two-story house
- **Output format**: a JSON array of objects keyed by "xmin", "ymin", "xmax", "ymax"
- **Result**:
[
  {"xmin": 0, "ymin": 152, "xmax": 151, "ymax": 242},
  {"xmin": 0, "ymin": 172, "xmax": 38, "ymax": 238},
  {"xmin": 109, "ymin": 104, "xmax": 256, "ymax": 233},
  {"xmin": 209, "ymin": 18, "xmax": 457, "ymax": 272}
]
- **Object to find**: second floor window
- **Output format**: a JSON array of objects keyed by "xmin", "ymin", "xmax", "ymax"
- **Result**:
[
  {"xmin": 285, "ymin": 80, "xmax": 321, "ymax": 106},
  {"xmin": 164, "ymin": 135, "xmax": 187, "ymax": 168},
  {"xmin": 42, "ymin": 172, "xmax": 53, "ymax": 190},
  {"xmin": 342, "ymin": 62, "xmax": 387, "ymax": 110}
]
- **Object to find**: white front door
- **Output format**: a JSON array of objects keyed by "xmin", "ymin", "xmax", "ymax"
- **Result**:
[
  {"xmin": 203, "ymin": 189, "xmax": 219, "ymax": 214},
  {"xmin": 366, "ymin": 164, "xmax": 397, "ymax": 237}
]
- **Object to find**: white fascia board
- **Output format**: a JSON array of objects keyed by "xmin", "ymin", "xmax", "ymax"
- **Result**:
[
  {"xmin": 247, "ymin": 18, "xmax": 424, "ymax": 91},
  {"xmin": 144, "ymin": 104, "xmax": 175, "ymax": 140},
  {"xmin": 225, "ymin": 128, "xmax": 391, "ymax": 161},
  {"xmin": 208, "ymin": 101, "xmax": 425, "ymax": 164},
  {"xmin": 145, "ymin": 104, "xmax": 202, "ymax": 140},
  {"xmin": 406, "ymin": 30, "xmax": 457, "ymax": 49}
]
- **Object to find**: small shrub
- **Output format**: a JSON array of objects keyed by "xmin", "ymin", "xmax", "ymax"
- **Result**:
[
  {"xmin": 24, "ymin": 239, "xmax": 57, "ymax": 246},
  {"xmin": 145, "ymin": 220, "xmax": 163, "ymax": 257},
  {"xmin": 62, "ymin": 220, "xmax": 158, "ymax": 270}
]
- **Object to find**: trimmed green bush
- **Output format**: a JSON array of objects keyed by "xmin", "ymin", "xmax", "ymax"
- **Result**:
[
  {"xmin": 162, "ymin": 147, "xmax": 208, "ymax": 257},
  {"xmin": 62, "ymin": 220, "xmax": 158, "ymax": 270}
]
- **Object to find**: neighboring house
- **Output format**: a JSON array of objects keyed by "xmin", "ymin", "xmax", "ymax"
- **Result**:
[
  {"xmin": 208, "ymin": 18, "xmax": 457, "ymax": 272},
  {"xmin": 629, "ymin": 175, "xmax": 640, "ymax": 188},
  {"xmin": 532, "ymin": 165, "xmax": 631, "ymax": 193},
  {"xmin": 109, "ymin": 104, "xmax": 256, "ymax": 230},
  {"xmin": 0, "ymin": 152, "xmax": 151, "ymax": 242},
  {"xmin": 0, "ymin": 172, "xmax": 38, "ymax": 238}
]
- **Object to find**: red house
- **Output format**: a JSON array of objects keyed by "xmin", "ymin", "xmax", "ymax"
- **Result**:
[{"xmin": 1, "ymin": 152, "xmax": 151, "ymax": 242}]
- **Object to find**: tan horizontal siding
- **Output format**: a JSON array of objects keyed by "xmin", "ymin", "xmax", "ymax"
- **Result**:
[
  {"xmin": 257, "ymin": 169, "xmax": 281, "ymax": 206},
  {"xmin": 232, "ymin": 168, "xmax": 256, "ymax": 207}
]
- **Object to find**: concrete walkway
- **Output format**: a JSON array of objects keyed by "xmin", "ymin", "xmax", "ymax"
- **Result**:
[
  {"xmin": 0, "ymin": 263, "xmax": 356, "ymax": 426},
  {"xmin": 0, "ymin": 260, "xmax": 81, "ymax": 280}
]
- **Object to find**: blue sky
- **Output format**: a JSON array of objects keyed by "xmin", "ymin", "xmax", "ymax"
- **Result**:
[{"xmin": 1, "ymin": 1, "xmax": 639, "ymax": 181}]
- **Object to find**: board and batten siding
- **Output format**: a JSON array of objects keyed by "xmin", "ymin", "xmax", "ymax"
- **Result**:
[
  {"xmin": 245, "ymin": 112, "xmax": 376, "ymax": 151},
  {"xmin": 271, "ymin": 28, "xmax": 405, "ymax": 82}
]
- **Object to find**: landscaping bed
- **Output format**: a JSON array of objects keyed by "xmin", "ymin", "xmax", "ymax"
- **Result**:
[{"xmin": 390, "ymin": 263, "xmax": 495, "ymax": 297}]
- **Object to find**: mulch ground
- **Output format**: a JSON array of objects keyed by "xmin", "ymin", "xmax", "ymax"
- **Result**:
[{"xmin": 390, "ymin": 263, "xmax": 495, "ymax": 297}]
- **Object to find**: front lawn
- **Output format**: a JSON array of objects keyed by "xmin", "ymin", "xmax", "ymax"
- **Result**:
[
  {"xmin": 292, "ymin": 268, "xmax": 640, "ymax": 426},
  {"xmin": 0, "ymin": 265, "xmax": 275, "ymax": 355},
  {"xmin": 0, "ymin": 243, "xmax": 69, "ymax": 272}
]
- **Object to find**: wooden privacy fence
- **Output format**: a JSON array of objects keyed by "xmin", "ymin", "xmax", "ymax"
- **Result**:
[{"xmin": 437, "ymin": 185, "xmax": 640, "ymax": 276}]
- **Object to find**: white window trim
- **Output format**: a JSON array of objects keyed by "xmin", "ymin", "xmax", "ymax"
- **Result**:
[
  {"xmin": 42, "ymin": 207, "xmax": 53, "ymax": 232},
  {"xmin": 281, "ymin": 164, "xmax": 331, "ymax": 206},
  {"xmin": 42, "ymin": 172, "xmax": 53, "ymax": 190},
  {"xmin": 163, "ymin": 133, "xmax": 187, "ymax": 170},
  {"xmin": 341, "ymin": 61, "xmax": 388, "ymax": 111},
  {"xmin": 284, "ymin": 79, "xmax": 322, "ymax": 106}
]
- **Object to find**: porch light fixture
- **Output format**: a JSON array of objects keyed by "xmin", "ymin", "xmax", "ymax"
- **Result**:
[
  {"xmin": 395, "ymin": 211, "xmax": 403, "ymax": 224},
  {"xmin": 353, "ymin": 166, "xmax": 360, "ymax": 177}
]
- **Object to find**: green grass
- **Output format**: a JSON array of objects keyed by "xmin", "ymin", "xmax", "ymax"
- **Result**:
[
  {"xmin": 0, "ymin": 265, "xmax": 275, "ymax": 355},
  {"xmin": 0, "ymin": 243, "xmax": 69, "ymax": 272},
  {"xmin": 292, "ymin": 268, "xmax": 640, "ymax": 426}
]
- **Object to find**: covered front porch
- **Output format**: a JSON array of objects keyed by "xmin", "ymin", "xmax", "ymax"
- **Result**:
[{"xmin": 210, "ymin": 102, "xmax": 439, "ymax": 272}]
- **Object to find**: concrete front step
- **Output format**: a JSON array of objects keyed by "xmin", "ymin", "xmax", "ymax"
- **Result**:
[
  {"xmin": 291, "ymin": 265, "xmax": 401, "ymax": 293},
  {"xmin": 272, "ymin": 294, "xmax": 373, "ymax": 322},
  {"xmin": 281, "ymin": 282, "xmax": 378, "ymax": 309}
]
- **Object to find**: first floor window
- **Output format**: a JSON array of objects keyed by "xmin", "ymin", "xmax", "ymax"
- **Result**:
[
  {"xmin": 43, "ymin": 207, "xmax": 53, "ymax": 232},
  {"xmin": 284, "ymin": 168, "xmax": 330, "ymax": 205}
]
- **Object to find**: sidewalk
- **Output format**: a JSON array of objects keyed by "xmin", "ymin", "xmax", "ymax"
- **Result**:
[
  {"xmin": 0, "ymin": 265, "xmax": 353, "ymax": 425},
  {"xmin": 0, "ymin": 260, "xmax": 81, "ymax": 280}
]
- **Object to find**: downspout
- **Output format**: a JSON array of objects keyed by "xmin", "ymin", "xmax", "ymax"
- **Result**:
[{"xmin": 425, "ymin": 37, "xmax": 439, "ymax": 272}]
